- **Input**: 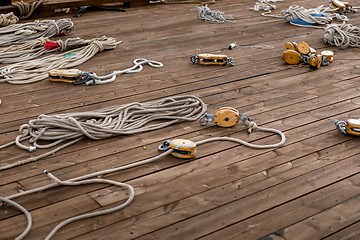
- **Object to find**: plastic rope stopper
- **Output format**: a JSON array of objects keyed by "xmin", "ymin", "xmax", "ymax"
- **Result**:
[{"xmin": 44, "ymin": 40, "xmax": 60, "ymax": 50}]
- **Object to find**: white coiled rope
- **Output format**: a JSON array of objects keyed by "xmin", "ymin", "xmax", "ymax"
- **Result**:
[
  {"xmin": 81, "ymin": 58, "xmax": 163, "ymax": 85},
  {"xmin": 250, "ymin": 0, "xmax": 283, "ymax": 12},
  {"xmin": 1, "ymin": 109, "xmax": 286, "ymax": 239},
  {"xmin": 0, "ymin": 36, "xmax": 119, "ymax": 84},
  {"xmin": 0, "ymin": 12, "xmax": 19, "ymax": 26},
  {"xmin": 324, "ymin": 22, "xmax": 360, "ymax": 48},
  {"xmin": 0, "ymin": 95, "xmax": 207, "ymax": 170},
  {"xmin": 0, "ymin": 18, "xmax": 74, "ymax": 46},
  {"xmin": 195, "ymin": 4, "xmax": 236, "ymax": 23},
  {"xmin": 0, "ymin": 36, "xmax": 118, "ymax": 64}
]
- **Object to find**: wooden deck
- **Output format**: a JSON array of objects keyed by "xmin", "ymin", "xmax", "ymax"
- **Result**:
[{"xmin": 1, "ymin": 0, "xmax": 360, "ymax": 239}]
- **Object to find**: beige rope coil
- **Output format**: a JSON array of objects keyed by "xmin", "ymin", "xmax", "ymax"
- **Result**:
[
  {"xmin": 12, "ymin": 0, "xmax": 47, "ymax": 19},
  {"xmin": 0, "ymin": 95, "xmax": 207, "ymax": 170},
  {"xmin": 0, "ymin": 12, "xmax": 19, "ymax": 26},
  {"xmin": 0, "ymin": 36, "xmax": 118, "ymax": 64},
  {"xmin": 0, "ymin": 18, "xmax": 74, "ymax": 46},
  {"xmin": 324, "ymin": 22, "xmax": 360, "ymax": 48},
  {"xmin": 0, "ymin": 36, "xmax": 119, "ymax": 84}
]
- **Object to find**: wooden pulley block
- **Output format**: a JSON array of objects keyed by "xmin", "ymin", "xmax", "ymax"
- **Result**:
[
  {"xmin": 213, "ymin": 107, "xmax": 240, "ymax": 127},
  {"xmin": 282, "ymin": 49, "xmax": 302, "ymax": 65},
  {"xmin": 321, "ymin": 50, "xmax": 334, "ymax": 63},
  {"xmin": 330, "ymin": 0, "xmax": 346, "ymax": 9},
  {"xmin": 297, "ymin": 41, "xmax": 311, "ymax": 55},
  {"xmin": 159, "ymin": 139, "xmax": 197, "ymax": 159},
  {"xmin": 284, "ymin": 42, "xmax": 297, "ymax": 51},
  {"xmin": 345, "ymin": 119, "xmax": 360, "ymax": 136},
  {"xmin": 309, "ymin": 54, "xmax": 322, "ymax": 69}
]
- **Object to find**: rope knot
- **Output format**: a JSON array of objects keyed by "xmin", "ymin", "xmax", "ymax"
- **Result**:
[{"xmin": 240, "ymin": 113, "xmax": 258, "ymax": 133}]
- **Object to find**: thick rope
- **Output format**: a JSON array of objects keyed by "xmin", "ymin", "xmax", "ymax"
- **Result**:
[
  {"xmin": 0, "ymin": 36, "xmax": 118, "ymax": 64},
  {"xmin": 0, "ymin": 111, "xmax": 286, "ymax": 239},
  {"xmin": 81, "ymin": 58, "xmax": 163, "ymax": 85},
  {"xmin": 324, "ymin": 22, "xmax": 360, "ymax": 48},
  {"xmin": 0, "ymin": 95, "xmax": 207, "ymax": 170},
  {"xmin": 0, "ymin": 36, "xmax": 119, "ymax": 84},
  {"xmin": 12, "ymin": 0, "xmax": 47, "ymax": 19},
  {"xmin": 0, "ymin": 12, "xmax": 19, "ymax": 26},
  {"xmin": 195, "ymin": 4, "xmax": 236, "ymax": 23},
  {"xmin": 0, "ymin": 18, "xmax": 74, "ymax": 47}
]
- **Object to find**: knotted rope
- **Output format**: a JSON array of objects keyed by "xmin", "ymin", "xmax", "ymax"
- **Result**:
[
  {"xmin": 0, "ymin": 95, "xmax": 207, "ymax": 170},
  {"xmin": 195, "ymin": 4, "xmax": 236, "ymax": 23},
  {"xmin": 0, "ymin": 36, "xmax": 119, "ymax": 84},
  {"xmin": 80, "ymin": 58, "xmax": 163, "ymax": 85},
  {"xmin": 0, "ymin": 12, "xmax": 19, "ymax": 26},
  {"xmin": 250, "ymin": 0, "xmax": 283, "ymax": 12},
  {"xmin": 324, "ymin": 22, "xmax": 360, "ymax": 48},
  {"xmin": 0, "ymin": 36, "xmax": 117, "ymax": 64},
  {"xmin": 0, "ymin": 18, "xmax": 74, "ymax": 46},
  {"xmin": 12, "ymin": 0, "xmax": 47, "ymax": 19}
]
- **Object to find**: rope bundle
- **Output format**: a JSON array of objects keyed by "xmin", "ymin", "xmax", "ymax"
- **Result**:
[
  {"xmin": 0, "ymin": 36, "xmax": 114, "ymax": 64},
  {"xmin": 0, "ymin": 18, "xmax": 74, "ymax": 46},
  {"xmin": 12, "ymin": 0, "xmax": 47, "ymax": 19},
  {"xmin": 0, "ymin": 95, "xmax": 207, "ymax": 170},
  {"xmin": 0, "ymin": 12, "xmax": 19, "ymax": 26},
  {"xmin": 281, "ymin": 5, "xmax": 347, "ymax": 28},
  {"xmin": 250, "ymin": 0, "xmax": 283, "ymax": 12},
  {"xmin": 0, "ymin": 36, "xmax": 118, "ymax": 84},
  {"xmin": 324, "ymin": 22, "xmax": 360, "ymax": 48},
  {"xmin": 195, "ymin": 4, "xmax": 235, "ymax": 23}
]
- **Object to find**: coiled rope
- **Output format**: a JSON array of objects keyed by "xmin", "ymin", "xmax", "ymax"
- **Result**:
[
  {"xmin": 324, "ymin": 22, "xmax": 360, "ymax": 48},
  {"xmin": 0, "ymin": 36, "xmax": 119, "ymax": 84},
  {"xmin": 80, "ymin": 58, "xmax": 163, "ymax": 85},
  {"xmin": 0, "ymin": 12, "xmax": 19, "ymax": 26},
  {"xmin": 12, "ymin": 0, "xmax": 47, "ymax": 19},
  {"xmin": 0, "ymin": 18, "xmax": 74, "ymax": 46},
  {"xmin": 261, "ymin": 5, "xmax": 347, "ymax": 28},
  {"xmin": 1, "ymin": 109, "xmax": 285, "ymax": 239},
  {"xmin": 0, "ymin": 95, "xmax": 207, "ymax": 170},
  {"xmin": 250, "ymin": 0, "xmax": 283, "ymax": 12},
  {"xmin": 0, "ymin": 36, "xmax": 118, "ymax": 64},
  {"xmin": 195, "ymin": 4, "xmax": 236, "ymax": 23}
]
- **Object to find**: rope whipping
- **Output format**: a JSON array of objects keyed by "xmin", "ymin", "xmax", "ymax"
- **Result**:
[
  {"xmin": 324, "ymin": 22, "xmax": 360, "ymax": 48},
  {"xmin": 195, "ymin": 4, "xmax": 236, "ymax": 23},
  {"xmin": 0, "ymin": 95, "xmax": 207, "ymax": 170},
  {"xmin": 0, "ymin": 36, "xmax": 119, "ymax": 64},
  {"xmin": 0, "ymin": 18, "xmax": 74, "ymax": 47},
  {"xmin": 260, "ymin": 5, "xmax": 348, "ymax": 28},
  {"xmin": 1, "ymin": 111, "xmax": 285, "ymax": 239},
  {"xmin": 0, "ymin": 12, "xmax": 19, "ymax": 26},
  {"xmin": 78, "ymin": 58, "xmax": 163, "ymax": 85},
  {"xmin": 0, "ymin": 36, "xmax": 118, "ymax": 84},
  {"xmin": 12, "ymin": 0, "xmax": 47, "ymax": 19}
]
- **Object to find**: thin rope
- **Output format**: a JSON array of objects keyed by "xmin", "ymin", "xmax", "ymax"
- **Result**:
[
  {"xmin": 324, "ymin": 22, "xmax": 360, "ymax": 48},
  {"xmin": 0, "ymin": 12, "xmax": 19, "ymax": 26},
  {"xmin": 80, "ymin": 58, "xmax": 163, "ymax": 85},
  {"xmin": 195, "ymin": 4, "xmax": 236, "ymax": 23},
  {"xmin": 0, "ymin": 18, "xmax": 74, "ymax": 47},
  {"xmin": 0, "ymin": 36, "xmax": 118, "ymax": 64},
  {"xmin": 0, "ymin": 95, "xmax": 207, "ymax": 170},
  {"xmin": 12, "ymin": 0, "xmax": 47, "ymax": 19},
  {"xmin": 0, "ymin": 36, "xmax": 119, "ymax": 84}
]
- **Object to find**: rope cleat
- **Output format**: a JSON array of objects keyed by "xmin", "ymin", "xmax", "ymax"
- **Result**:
[
  {"xmin": 158, "ymin": 139, "xmax": 197, "ymax": 159},
  {"xmin": 190, "ymin": 53, "xmax": 234, "ymax": 66},
  {"xmin": 334, "ymin": 118, "xmax": 360, "ymax": 136},
  {"xmin": 48, "ymin": 69, "xmax": 82, "ymax": 83},
  {"xmin": 199, "ymin": 107, "xmax": 240, "ymax": 127}
]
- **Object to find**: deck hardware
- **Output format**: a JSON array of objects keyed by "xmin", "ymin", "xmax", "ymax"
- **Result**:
[
  {"xmin": 329, "ymin": 0, "xmax": 356, "ymax": 14},
  {"xmin": 48, "ymin": 69, "xmax": 82, "ymax": 83},
  {"xmin": 282, "ymin": 41, "xmax": 334, "ymax": 69},
  {"xmin": 334, "ymin": 118, "xmax": 360, "ymax": 136},
  {"xmin": 190, "ymin": 53, "xmax": 234, "ymax": 66},
  {"xmin": 199, "ymin": 107, "xmax": 240, "ymax": 127},
  {"xmin": 158, "ymin": 139, "xmax": 197, "ymax": 159}
]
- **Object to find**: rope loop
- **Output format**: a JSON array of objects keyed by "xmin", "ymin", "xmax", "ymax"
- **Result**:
[
  {"xmin": 12, "ymin": 0, "xmax": 47, "ymax": 19},
  {"xmin": 0, "ymin": 12, "xmax": 19, "ymax": 26}
]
